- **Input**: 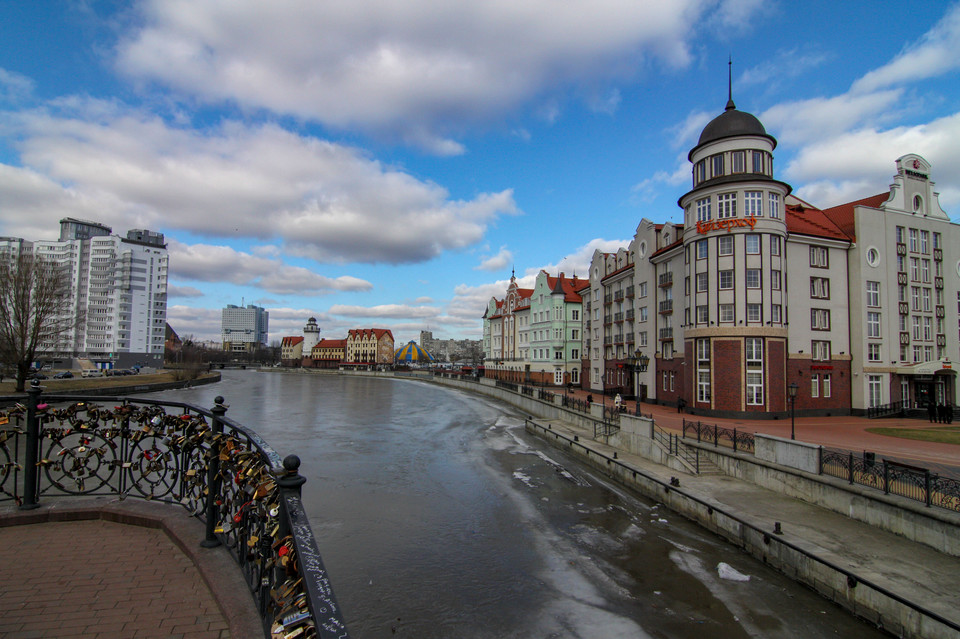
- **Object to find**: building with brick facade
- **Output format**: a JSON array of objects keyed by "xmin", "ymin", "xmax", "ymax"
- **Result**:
[{"xmin": 345, "ymin": 328, "xmax": 394, "ymax": 365}]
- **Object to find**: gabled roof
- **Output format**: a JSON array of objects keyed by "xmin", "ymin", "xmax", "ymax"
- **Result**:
[
  {"xmin": 281, "ymin": 336, "xmax": 304, "ymax": 346},
  {"xmin": 313, "ymin": 338, "xmax": 346, "ymax": 349},
  {"xmin": 785, "ymin": 201, "xmax": 852, "ymax": 242},
  {"xmin": 348, "ymin": 328, "xmax": 394, "ymax": 341},
  {"xmin": 819, "ymin": 193, "xmax": 890, "ymax": 243}
]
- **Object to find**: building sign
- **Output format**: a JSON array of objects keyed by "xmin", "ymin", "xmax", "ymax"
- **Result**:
[
  {"xmin": 695, "ymin": 217, "xmax": 758, "ymax": 234},
  {"xmin": 810, "ymin": 364, "xmax": 833, "ymax": 370}
]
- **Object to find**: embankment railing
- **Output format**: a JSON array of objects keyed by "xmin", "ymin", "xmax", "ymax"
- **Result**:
[
  {"xmin": 682, "ymin": 419, "xmax": 756, "ymax": 454},
  {"xmin": 0, "ymin": 386, "xmax": 349, "ymax": 639}
]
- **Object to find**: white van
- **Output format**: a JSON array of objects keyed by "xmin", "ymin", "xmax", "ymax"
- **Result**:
[{"xmin": 81, "ymin": 369, "xmax": 104, "ymax": 378}]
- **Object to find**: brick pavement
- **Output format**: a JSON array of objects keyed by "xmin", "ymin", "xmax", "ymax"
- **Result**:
[{"xmin": 0, "ymin": 499, "xmax": 263, "ymax": 639}]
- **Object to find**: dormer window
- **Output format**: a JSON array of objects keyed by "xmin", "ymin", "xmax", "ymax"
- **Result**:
[{"xmin": 694, "ymin": 159, "xmax": 706, "ymax": 186}]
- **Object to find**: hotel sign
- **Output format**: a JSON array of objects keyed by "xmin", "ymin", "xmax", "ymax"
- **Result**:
[{"xmin": 696, "ymin": 217, "xmax": 757, "ymax": 234}]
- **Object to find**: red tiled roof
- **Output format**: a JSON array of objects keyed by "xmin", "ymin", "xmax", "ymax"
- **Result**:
[
  {"xmin": 347, "ymin": 328, "xmax": 394, "ymax": 340},
  {"xmin": 281, "ymin": 336, "xmax": 304, "ymax": 346},
  {"xmin": 819, "ymin": 193, "xmax": 890, "ymax": 242},
  {"xmin": 313, "ymin": 338, "xmax": 345, "ymax": 349},
  {"xmin": 545, "ymin": 273, "xmax": 584, "ymax": 303}
]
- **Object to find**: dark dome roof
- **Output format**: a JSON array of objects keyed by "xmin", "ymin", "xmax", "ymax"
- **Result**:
[{"xmin": 698, "ymin": 105, "xmax": 768, "ymax": 146}]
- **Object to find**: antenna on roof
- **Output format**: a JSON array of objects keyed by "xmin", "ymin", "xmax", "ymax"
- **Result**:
[{"xmin": 726, "ymin": 56, "xmax": 736, "ymax": 111}]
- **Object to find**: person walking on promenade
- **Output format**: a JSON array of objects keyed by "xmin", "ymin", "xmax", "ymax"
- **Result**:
[
  {"xmin": 928, "ymin": 400, "xmax": 937, "ymax": 422},
  {"xmin": 615, "ymin": 394, "xmax": 622, "ymax": 412},
  {"xmin": 678, "ymin": 397, "xmax": 686, "ymax": 414},
  {"xmin": 937, "ymin": 402, "xmax": 946, "ymax": 423}
]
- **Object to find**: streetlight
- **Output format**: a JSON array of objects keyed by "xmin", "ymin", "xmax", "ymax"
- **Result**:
[{"xmin": 788, "ymin": 381, "xmax": 798, "ymax": 440}]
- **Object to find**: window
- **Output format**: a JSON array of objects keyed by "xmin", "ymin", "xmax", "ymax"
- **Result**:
[
  {"xmin": 571, "ymin": 309, "xmax": 579, "ymax": 321},
  {"xmin": 696, "ymin": 240, "xmax": 708, "ymax": 260},
  {"xmin": 697, "ymin": 338, "xmax": 711, "ymax": 403},
  {"xmin": 694, "ymin": 159, "xmax": 706, "ymax": 185},
  {"xmin": 924, "ymin": 316, "xmax": 932, "ymax": 341},
  {"xmin": 810, "ymin": 277, "xmax": 830, "ymax": 298},
  {"xmin": 922, "ymin": 260, "xmax": 930, "ymax": 283},
  {"xmin": 696, "ymin": 305, "xmax": 709, "ymax": 324},
  {"xmin": 811, "ymin": 374, "xmax": 820, "ymax": 398},
  {"xmin": 696, "ymin": 197, "xmax": 712, "ymax": 222},
  {"xmin": 746, "ymin": 234, "xmax": 760, "ymax": 254},
  {"xmin": 911, "ymin": 286, "xmax": 921, "ymax": 311},
  {"xmin": 921, "ymin": 230, "xmax": 929, "ymax": 254},
  {"xmin": 810, "ymin": 246, "xmax": 828, "ymax": 268},
  {"xmin": 745, "ymin": 338, "xmax": 763, "ymax": 406},
  {"xmin": 912, "ymin": 316, "xmax": 921, "ymax": 340},
  {"xmin": 868, "ymin": 343, "xmax": 881, "ymax": 362},
  {"xmin": 752, "ymin": 150, "xmax": 765, "ymax": 174},
  {"xmin": 769, "ymin": 193, "xmax": 781, "ymax": 219},
  {"xmin": 866, "ymin": 281, "xmax": 880, "ymax": 307},
  {"xmin": 719, "ymin": 304, "xmax": 734, "ymax": 322},
  {"xmin": 896, "ymin": 226, "xmax": 905, "ymax": 244},
  {"xmin": 771, "ymin": 270, "xmax": 781, "ymax": 290},
  {"xmin": 770, "ymin": 236, "xmax": 781, "ymax": 255},
  {"xmin": 811, "ymin": 309, "xmax": 831, "ymax": 330},
  {"xmin": 822, "ymin": 374, "xmax": 831, "ymax": 398},
  {"xmin": 639, "ymin": 282, "xmax": 648, "ymax": 298},
  {"xmin": 711, "ymin": 154, "xmax": 724, "ymax": 178},
  {"xmin": 718, "ymin": 236, "xmax": 734, "ymax": 256},
  {"xmin": 747, "ymin": 303, "xmax": 761, "ymax": 322},
  {"xmin": 868, "ymin": 375, "xmax": 882, "ymax": 408},
  {"xmin": 922, "ymin": 288, "xmax": 931, "ymax": 312},
  {"xmin": 771, "ymin": 304, "xmax": 781, "ymax": 324},
  {"xmin": 719, "ymin": 270, "xmax": 734, "ymax": 289},
  {"xmin": 812, "ymin": 340, "xmax": 831, "ymax": 361},
  {"xmin": 746, "ymin": 269, "xmax": 760, "ymax": 288},
  {"xmin": 909, "ymin": 229, "xmax": 918, "ymax": 252},
  {"xmin": 639, "ymin": 307, "xmax": 648, "ymax": 322},
  {"xmin": 639, "ymin": 331, "xmax": 647, "ymax": 347},
  {"xmin": 934, "ymin": 232, "xmax": 941, "ymax": 250},
  {"xmin": 744, "ymin": 191, "xmax": 762, "ymax": 217},
  {"xmin": 867, "ymin": 312, "xmax": 881, "ymax": 338},
  {"xmin": 717, "ymin": 193, "xmax": 737, "ymax": 219},
  {"xmin": 732, "ymin": 150, "xmax": 746, "ymax": 173},
  {"xmin": 696, "ymin": 272, "xmax": 708, "ymax": 292}
]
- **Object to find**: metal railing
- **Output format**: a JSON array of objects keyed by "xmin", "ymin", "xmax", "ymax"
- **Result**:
[
  {"xmin": 0, "ymin": 387, "xmax": 349, "ymax": 639},
  {"xmin": 865, "ymin": 400, "xmax": 909, "ymax": 419},
  {"xmin": 654, "ymin": 423, "xmax": 699, "ymax": 472},
  {"xmin": 682, "ymin": 419, "xmax": 756, "ymax": 453},
  {"xmin": 820, "ymin": 448, "xmax": 960, "ymax": 512}
]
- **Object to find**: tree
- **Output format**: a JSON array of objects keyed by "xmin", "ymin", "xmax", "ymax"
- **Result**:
[{"xmin": 0, "ymin": 252, "xmax": 82, "ymax": 392}]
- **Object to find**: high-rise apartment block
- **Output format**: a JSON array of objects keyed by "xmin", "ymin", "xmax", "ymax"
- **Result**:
[
  {"xmin": 221, "ymin": 304, "xmax": 270, "ymax": 353},
  {"xmin": 0, "ymin": 217, "xmax": 168, "ymax": 369}
]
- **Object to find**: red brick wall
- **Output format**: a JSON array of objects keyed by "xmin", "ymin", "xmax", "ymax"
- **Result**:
[{"xmin": 712, "ymin": 339, "xmax": 742, "ymax": 412}]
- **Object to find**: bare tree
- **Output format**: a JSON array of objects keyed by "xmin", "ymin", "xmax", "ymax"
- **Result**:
[{"xmin": 0, "ymin": 252, "xmax": 82, "ymax": 392}]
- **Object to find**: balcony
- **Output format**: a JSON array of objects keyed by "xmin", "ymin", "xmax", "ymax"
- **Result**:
[
  {"xmin": 625, "ymin": 286, "xmax": 635, "ymax": 298},
  {"xmin": 658, "ymin": 272, "xmax": 673, "ymax": 288},
  {"xmin": 625, "ymin": 309, "xmax": 635, "ymax": 321},
  {"xmin": 614, "ymin": 291, "xmax": 624, "ymax": 302},
  {"xmin": 659, "ymin": 327, "xmax": 674, "ymax": 341},
  {"xmin": 658, "ymin": 300, "xmax": 673, "ymax": 314},
  {"xmin": 614, "ymin": 312, "xmax": 624, "ymax": 323}
]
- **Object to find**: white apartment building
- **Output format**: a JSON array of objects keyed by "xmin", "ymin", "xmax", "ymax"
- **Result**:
[{"xmin": 0, "ymin": 217, "xmax": 168, "ymax": 369}]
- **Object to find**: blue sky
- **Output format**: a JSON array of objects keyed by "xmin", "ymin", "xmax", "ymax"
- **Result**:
[{"xmin": 2, "ymin": 1, "xmax": 959, "ymax": 345}]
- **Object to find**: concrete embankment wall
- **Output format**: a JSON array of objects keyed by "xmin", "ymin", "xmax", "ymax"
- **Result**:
[{"xmin": 524, "ymin": 420, "xmax": 958, "ymax": 639}]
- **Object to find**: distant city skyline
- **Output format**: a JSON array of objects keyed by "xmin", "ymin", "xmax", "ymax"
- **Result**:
[{"xmin": 1, "ymin": 2, "xmax": 959, "ymax": 345}]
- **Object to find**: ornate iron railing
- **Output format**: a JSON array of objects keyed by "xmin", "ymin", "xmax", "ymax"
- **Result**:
[
  {"xmin": 820, "ymin": 448, "xmax": 960, "ymax": 513},
  {"xmin": 865, "ymin": 400, "xmax": 909, "ymax": 419},
  {"xmin": 654, "ymin": 423, "xmax": 699, "ymax": 473},
  {"xmin": 682, "ymin": 419, "xmax": 756, "ymax": 454},
  {"xmin": 0, "ymin": 387, "xmax": 349, "ymax": 639}
]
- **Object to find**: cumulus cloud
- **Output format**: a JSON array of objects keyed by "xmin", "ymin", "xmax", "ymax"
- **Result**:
[
  {"xmin": 851, "ymin": 3, "xmax": 960, "ymax": 94},
  {"xmin": 112, "ymin": 0, "xmax": 730, "ymax": 150},
  {"xmin": 476, "ymin": 246, "xmax": 513, "ymax": 272},
  {"xmin": 760, "ymin": 89, "xmax": 904, "ymax": 146},
  {"xmin": 0, "ymin": 68, "xmax": 34, "ymax": 103},
  {"xmin": 168, "ymin": 240, "xmax": 373, "ymax": 295},
  {"xmin": 168, "ymin": 285, "xmax": 204, "ymax": 298},
  {"xmin": 0, "ymin": 101, "xmax": 518, "ymax": 264},
  {"xmin": 328, "ymin": 304, "xmax": 441, "ymax": 319}
]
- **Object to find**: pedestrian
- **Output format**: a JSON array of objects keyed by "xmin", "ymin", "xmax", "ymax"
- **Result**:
[
  {"xmin": 615, "ymin": 394, "xmax": 622, "ymax": 412},
  {"xmin": 678, "ymin": 397, "xmax": 686, "ymax": 414},
  {"xmin": 586, "ymin": 394, "xmax": 593, "ymax": 404},
  {"xmin": 937, "ymin": 402, "xmax": 946, "ymax": 423},
  {"xmin": 928, "ymin": 400, "xmax": 937, "ymax": 423},
  {"xmin": 948, "ymin": 403, "xmax": 955, "ymax": 424}
]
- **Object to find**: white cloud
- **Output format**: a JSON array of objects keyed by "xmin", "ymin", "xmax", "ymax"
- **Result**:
[
  {"xmin": 476, "ymin": 246, "xmax": 513, "ymax": 272},
  {"xmin": 113, "ymin": 0, "xmax": 724, "ymax": 149},
  {"xmin": 0, "ymin": 68, "xmax": 34, "ymax": 103},
  {"xmin": 168, "ymin": 239, "xmax": 374, "ymax": 295},
  {"xmin": 787, "ymin": 112, "xmax": 960, "ymax": 210},
  {"xmin": 0, "ymin": 101, "xmax": 518, "ymax": 264},
  {"xmin": 168, "ymin": 285, "xmax": 204, "ymax": 298},
  {"xmin": 760, "ymin": 90, "xmax": 904, "ymax": 146},
  {"xmin": 851, "ymin": 3, "xmax": 960, "ymax": 94},
  {"xmin": 328, "ymin": 304, "xmax": 441, "ymax": 319}
]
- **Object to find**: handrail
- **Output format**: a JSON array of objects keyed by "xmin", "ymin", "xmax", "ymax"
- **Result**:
[
  {"xmin": 682, "ymin": 419, "xmax": 755, "ymax": 454},
  {"xmin": 524, "ymin": 419, "xmax": 960, "ymax": 635},
  {"xmin": 0, "ymin": 387, "xmax": 349, "ymax": 639}
]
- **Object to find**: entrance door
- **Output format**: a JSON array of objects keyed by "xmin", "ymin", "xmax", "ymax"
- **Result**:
[{"xmin": 916, "ymin": 381, "xmax": 933, "ymax": 408}]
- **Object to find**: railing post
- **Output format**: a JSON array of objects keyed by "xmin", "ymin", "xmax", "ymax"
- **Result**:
[
  {"xmin": 883, "ymin": 460, "xmax": 890, "ymax": 495},
  {"xmin": 20, "ymin": 385, "xmax": 43, "ymax": 510},
  {"xmin": 201, "ymin": 396, "xmax": 228, "ymax": 548},
  {"xmin": 733, "ymin": 428, "xmax": 738, "ymax": 453},
  {"xmin": 278, "ymin": 455, "xmax": 307, "ymax": 539},
  {"xmin": 848, "ymin": 452, "xmax": 854, "ymax": 484},
  {"xmin": 924, "ymin": 470, "xmax": 932, "ymax": 507},
  {"xmin": 713, "ymin": 424, "xmax": 718, "ymax": 447}
]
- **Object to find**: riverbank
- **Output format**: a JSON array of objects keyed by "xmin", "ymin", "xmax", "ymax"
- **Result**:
[
  {"xmin": 0, "ymin": 370, "xmax": 221, "ymax": 398},
  {"xmin": 336, "ymin": 369, "xmax": 960, "ymax": 639}
]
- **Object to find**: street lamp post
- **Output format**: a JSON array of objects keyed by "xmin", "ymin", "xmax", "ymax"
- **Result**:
[{"xmin": 788, "ymin": 381, "xmax": 798, "ymax": 440}]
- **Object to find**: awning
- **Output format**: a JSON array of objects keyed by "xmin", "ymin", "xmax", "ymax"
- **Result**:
[{"xmin": 896, "ymin": 358, "xmax": 956, "ymax": 376}]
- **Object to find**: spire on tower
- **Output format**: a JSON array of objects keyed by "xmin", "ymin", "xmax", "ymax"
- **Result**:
[{"xmin": 725, "ymin": 56, "xmax": 736, "ymax": 111}]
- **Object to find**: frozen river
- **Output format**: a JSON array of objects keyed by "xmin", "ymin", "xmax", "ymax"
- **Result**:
[{"xmin": 152, "ymin": 370, "xmax": 886, "ymax": 638}]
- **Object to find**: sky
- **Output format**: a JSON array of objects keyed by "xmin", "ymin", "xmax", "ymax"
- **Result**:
[{"xmin": 1, "ymin": 1, "xmax": 960, "ymax": 345}]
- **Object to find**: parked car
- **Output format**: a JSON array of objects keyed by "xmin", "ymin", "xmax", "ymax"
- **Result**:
[
  {"xmin": 53, "ymin": 371, "xmax": 74, "ymax": 379},
  {"xmin": 29, "ymin": 372, "xmax": 48, "ymax": 380},
  {"xmin": 81, "ymin": 369, "xmax": 103, "ymax": 378}
]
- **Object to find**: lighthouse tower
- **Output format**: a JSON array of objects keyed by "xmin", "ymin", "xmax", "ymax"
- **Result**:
[{"xmin": 303, "ymin": 317, "xmax": 321, "ymax": 352}]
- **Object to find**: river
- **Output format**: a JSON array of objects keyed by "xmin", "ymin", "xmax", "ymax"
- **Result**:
[{"xmin": 151, "ymin": 370, "xmax": 886, "ymax": 638}]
